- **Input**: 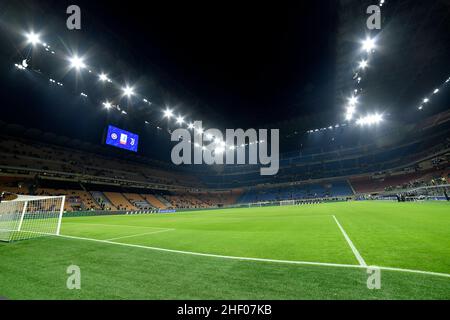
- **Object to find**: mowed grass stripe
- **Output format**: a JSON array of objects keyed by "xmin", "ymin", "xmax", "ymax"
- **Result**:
[
  {"xmin": 0, "ymin": 236, "xmax": 449, "ymax": 299},
  {"xmin": 61, "ymin": 212, "xmax": 356, "ymax": 265}
]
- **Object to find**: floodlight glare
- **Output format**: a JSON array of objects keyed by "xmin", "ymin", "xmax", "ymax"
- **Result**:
[
  {"xmin": 362, "ymin": 37, "xmax": 376, "ymax": 52},
  {"xmin": 163, "ymin": 108, "xmax": 173, "ymax": 119},
  {"xmin": 187, "ymin": 122, "xmax": 195, "ymax": 129},
  {"xmin": 346, "ymin": 105, "xmax": 356, "ymax": 114},
  {"xmin": 122, "ymin": 86, "xmax": 134, "ymax": 97},
  {"xmin": 26, "ymin": 32, "xmax": 41, "ymax": 45},
  {"xmin": 433, "ymin": 89, "xmax": 439, "ymax": 94},
  {"xmin": 423, "ymin": 98, "xmax": 429, "ymax": 103},
  {"xmin": 103, "ymin": 101, "xmax": 112, "ymax": 109},
  {"xmin": 69, "ymin": 56, "xmax": 86, "ymax": 70},
  {"xmin": 348, "ymin": 96, "xmax": 358, "ymax": 106},
  {"xmin": 99, "ymin": 73, "xmax": 109, "ymax": 82},
  {"xmin": 356, "ymin": 113, "xmax": 383, "ymax": 126},
  {"xmin": 358, "ymin": 59, "xmax": 368, "ymax": 69},
  {"xmin": 176, "ymin": 115, "xmax": 185, "ymax": 125}
]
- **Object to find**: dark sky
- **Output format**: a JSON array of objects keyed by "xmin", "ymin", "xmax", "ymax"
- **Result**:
[
  {"xmin": 0, "ymin": 0, "xmax": 449, "ymax": 160},
  {"xmin": 0, "ymin": 1, "xmax": 337, "ymax": 129}
]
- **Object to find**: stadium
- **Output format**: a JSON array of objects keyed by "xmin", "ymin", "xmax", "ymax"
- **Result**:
[{"xmin": 0, "ymin": 0, "xmax": 449, "ymax": 303}]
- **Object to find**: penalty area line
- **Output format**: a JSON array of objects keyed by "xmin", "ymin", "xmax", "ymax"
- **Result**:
[
  {"xmin": 55, "ymin": 234, "xmax": 450, "ymax": 279},
  {"xmin": 332, "ymin": 215, "xmax": 367, "ymax": 267},
  {"xmin": 104, "ymin": 228, "xmax": 174, "ymax": 241}
]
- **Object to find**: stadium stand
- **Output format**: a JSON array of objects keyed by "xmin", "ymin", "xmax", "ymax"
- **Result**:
[
  {"xmin": 103, "ymin": 192, "xmax": 137, "ymax": 211},
  {"xmin": 1, "ymin": 109, "xmax": 449, "ymax": 210},
  {"xmin": 141, "ymin": 194, "xmax": 167, "ymax": 209},
  {"xmin": 123, "ymin": 193, "xmax": 153, "ymax": 210}
]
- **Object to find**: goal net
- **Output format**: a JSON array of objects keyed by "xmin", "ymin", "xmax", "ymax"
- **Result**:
[
  {"xmin": 0, "ymin": 194, "xmax": 65, "ymax": 242},
  {"xmin": 280, "ymin": 200, "xmax": 295, "ymax": 206},
  {"xmin": 248, "ymin": 201, "xmax": 272, "ymax": 207}
]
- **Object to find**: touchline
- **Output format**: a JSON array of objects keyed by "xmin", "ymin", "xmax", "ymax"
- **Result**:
[{"xmin": 171, "ymin": 121, "xmax": 279, "ymax": 175}]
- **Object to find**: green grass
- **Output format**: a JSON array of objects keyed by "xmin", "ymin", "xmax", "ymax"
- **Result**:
[{"xmin": 0, "ymin": 201, "xmax": 449, "ymax": 299}]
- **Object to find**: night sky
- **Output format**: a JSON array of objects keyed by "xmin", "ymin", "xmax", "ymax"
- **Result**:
[{"xmin": 0, "ymin": 0, "xmax": 449, "ymax": 160}]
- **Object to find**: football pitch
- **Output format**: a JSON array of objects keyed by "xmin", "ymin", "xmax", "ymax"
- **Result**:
[{"xmin": 0, "ymin": 201, "xmax": 449, "ymax": 299}]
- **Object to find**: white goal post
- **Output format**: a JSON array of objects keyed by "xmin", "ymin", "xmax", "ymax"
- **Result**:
[
  {"xmin": 0, "ymin": 194, "xmax": 65, "ymax": 242},
  {"xmin": 280, "ymin": 200, "xmax": 295, "ymax": 206}
]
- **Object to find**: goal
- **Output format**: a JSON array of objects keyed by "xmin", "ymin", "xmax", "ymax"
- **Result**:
[
  {"xmin": 280, "ymin": 200, "xmax": 295, "ymax": 206},
  {"xmin": 248, "ymin": 201, "xmax": 271, "ymax": 207},
  {"xmin": 0, "ymin": 194, "xmax": 65, "ymax": 242}
]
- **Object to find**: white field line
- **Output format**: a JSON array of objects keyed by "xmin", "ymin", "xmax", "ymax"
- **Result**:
[
  {"xmin": 63, "ymin": 222, "xmax": 171, "ymax": 230},
  {"xmin": 332, "ymin": 215, "xmax": 367, "ymax": 267},
  {"xmin": 104, "ymin": 229, "xmax": 174, "ymax": 241},
  {"xmin": 56, "ymin": 234, "xmax": 450, "ymax": 279}
]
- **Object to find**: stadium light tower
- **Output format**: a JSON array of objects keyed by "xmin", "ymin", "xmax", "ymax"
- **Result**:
[
  {"xmin": 69, "ymin": 55, "xmax": 86, "ymax": 70},
  {"xmin": 26, "ymin": 32, "xmax": 41, "ymax": 45}
]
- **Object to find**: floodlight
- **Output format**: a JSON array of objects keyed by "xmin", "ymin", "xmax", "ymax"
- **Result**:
[
  {"xmin": 176, "ymin": 115, "xmax": 185, "ymax": 125},
  {"xmin": 122, "ymin": 86, "xmax": 134, "ymax": 97},
  {"xmin": 362, "ymin": 37, "xmax": 376, "ymax": 53},
  {"xmin": 14, "ymin": 63, "xmax": 26, "ymax": 70},
  {"xmin": 205, "ymin": 133, "xmax": 213, "ymax": 140},
  {"xmin": 348, "ymin": 96, "xmax": 358, "ymax": 106},
  {"xmin": 423, "ymin": 98, "xmax": 429, "ymax": 103},
  {"xmin": 99, "ymin": 73, "xmax": 109, "ymax": 82},
  {"xmin": 103, "ymin": 101, "xmax": 112, "ymax": 109},
  {"xmin": 69, "ymin": 55, "xmax": 86, "ymax": 70},
  {"xmin": 358, "ymin": 60, "xmax": 368, "ymax": 69},
  {"xmin": 26, "ymin": 32, "xmax": 41, "ymax": 45},
  {"xmin": 345, "ymin": 113, "xmax": 353, "ymax": 121},
  {"xmin": 187, "ymin": 122, "xmax": 195, "ymax": 129},
  {"xmin": 197, "ymin": 127, "xmax": 204, "ymax": 134},
  {"xmin": 433, "ymin": 89, "xmax": 439, "ymax": 94},
  {"xmin": 346, "ymin": 105, "xmax": 356, "ymax": 113},
  {"xmin": 163, "ymin": 108, "xmax": 173, "ymax": 119},
  {"xmin": 356, "ymin": 113, "xmax": 383, "ymax": 126}
]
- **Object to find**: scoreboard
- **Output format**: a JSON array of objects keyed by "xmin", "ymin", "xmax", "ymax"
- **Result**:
[{"xmin": 105, "ymin": 125, "xmax": 139, "ymax": 152}]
